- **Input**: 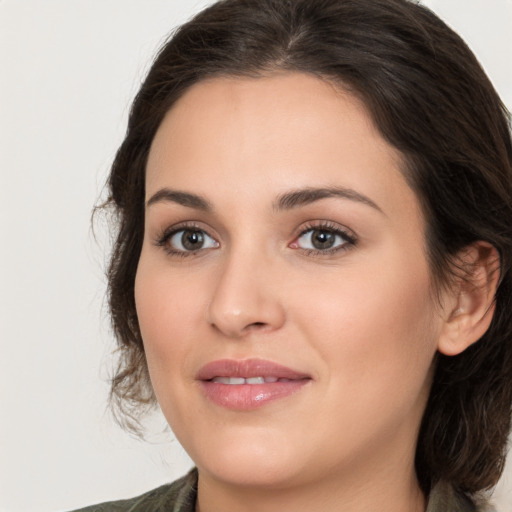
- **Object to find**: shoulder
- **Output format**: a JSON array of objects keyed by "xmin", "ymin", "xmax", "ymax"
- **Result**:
[
  {"xmin": 427, "ymin": 481, "xmax": 497, "ymax": 512},
  {"xmin": 69, "ymin": 469, "xmax": 198, "ymax": 512}
]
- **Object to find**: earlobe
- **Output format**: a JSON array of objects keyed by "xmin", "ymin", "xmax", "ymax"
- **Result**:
[{"xmin": 437, "ymin": 242, "xmax": 500, "ymax": 357}]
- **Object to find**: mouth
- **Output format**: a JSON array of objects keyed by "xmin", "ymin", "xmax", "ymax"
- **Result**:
[
  {"xmin": 197, "ymin": 359, "xmax": 311, "ymax": 410},
  {"xmin": 210, "ymin": 376, "xmax": 295, "ymax": 384}
]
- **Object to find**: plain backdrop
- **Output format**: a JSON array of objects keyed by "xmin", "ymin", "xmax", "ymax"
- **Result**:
[{"xmin": 1, "ymin": 1, "xmax": 511, "ymax": 511}]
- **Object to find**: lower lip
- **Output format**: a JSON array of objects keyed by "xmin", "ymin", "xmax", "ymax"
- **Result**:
[{"xmin": 200, "ymin": 380, "xmax": 310, "ymax": 410}]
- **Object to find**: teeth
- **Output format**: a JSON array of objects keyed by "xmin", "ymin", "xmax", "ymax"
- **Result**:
[
  {"xmin": 246, "ymin": 377, "xmax": 265, "ymax": 384},
  {"xmin": 211, "ymin": 376, "xmax": 282, "ymax": 385},
  {"xmin": 212, "ymin": 377, "xmax": 245, "ymax": 385}
]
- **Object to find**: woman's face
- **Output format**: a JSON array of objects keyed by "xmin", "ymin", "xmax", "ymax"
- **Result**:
[{"xmin": 135, "ymin": 73, "xmax": 445, "ymax": 489}]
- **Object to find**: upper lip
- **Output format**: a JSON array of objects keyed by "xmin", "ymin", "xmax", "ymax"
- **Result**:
[{"xmin": 196, "ymin": 358, "xmax": 311, "ymax": 381}]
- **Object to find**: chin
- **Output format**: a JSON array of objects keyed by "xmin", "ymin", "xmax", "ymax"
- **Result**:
[
  {"xmin": 188, "ymin": 427, "xmax": 308, "ymax": 488},
  {"xmin": 200, "ymin": 457, "xmax": 304, "ymax": 489}
]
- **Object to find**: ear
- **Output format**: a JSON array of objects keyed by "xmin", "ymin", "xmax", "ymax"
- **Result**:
[{"xmin": 437, "ymin": 241, "xmax": 500, "ymax": 356}]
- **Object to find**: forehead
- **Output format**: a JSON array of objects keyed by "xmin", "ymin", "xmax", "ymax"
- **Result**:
[
  {"xmin": 148, "ymin": 73, "xmax": 389, "ymax": 171},
  {"xmin": 146, "ymin": 72, "xmax": 418, "ymax": 222}
]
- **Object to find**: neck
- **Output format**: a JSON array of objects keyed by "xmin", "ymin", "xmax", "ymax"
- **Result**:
[{"xmin": 196, "ymin": 453, "xmax": 426, "ymax": 512}]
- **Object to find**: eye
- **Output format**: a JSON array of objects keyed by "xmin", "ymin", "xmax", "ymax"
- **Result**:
[
  {"xmin": 291, "ymin": 224, "xmax": 356, "ymax": 253},
  {"xmin": 158, "ymin": 227, "xmax": 219, "ymax": 255}
]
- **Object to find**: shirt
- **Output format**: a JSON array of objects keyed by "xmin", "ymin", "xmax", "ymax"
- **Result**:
[{"xmin": 71, "ymin": 468, "xmax": 494, "ymax": 512}]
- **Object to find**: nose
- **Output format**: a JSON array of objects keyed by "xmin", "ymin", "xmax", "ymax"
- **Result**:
[{"xmin": 206, "ymin": 250, "xmax": 286, "ymax": 338}]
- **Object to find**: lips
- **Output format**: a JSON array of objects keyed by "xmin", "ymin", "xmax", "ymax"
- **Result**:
[{"xmin": 197, "ymin": 359, "xmax": 311, "ymax": 410}]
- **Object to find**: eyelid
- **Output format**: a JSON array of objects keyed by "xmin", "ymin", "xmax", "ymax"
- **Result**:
[
  {"xmin": 290, "ymin": 220, "xmax": 357, "ymax": 254},
  {"xmin": 153, "ymin": 221, "xmax": 220, "ymax": 257},
  {"xmin": 294, "ymin": 220, "xmax": 356, "ymax": 240},
  {"xmin": 152, "ymin": 219, "xmax": 356, "ymax": 258}
]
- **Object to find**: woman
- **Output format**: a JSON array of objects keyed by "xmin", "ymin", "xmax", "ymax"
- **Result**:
[{"xmin": 76, "ymin": 0, "xmax": 512, "ymax": 510}]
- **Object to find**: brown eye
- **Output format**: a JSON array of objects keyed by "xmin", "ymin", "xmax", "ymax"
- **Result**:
[
  {"xmin": 181, "ymin": 230, "xmax": 204, "ymax": 250},
  {"xmin": 310, "ymin": 230, "xmax": 336, "ymax": 249},
  {"xmin": 168, "ymin": 229, "xmax": 218, "ymax": 252},
  {"xmin": 295, "ymin": 227, "xmax": 353, "ymax": 252}
]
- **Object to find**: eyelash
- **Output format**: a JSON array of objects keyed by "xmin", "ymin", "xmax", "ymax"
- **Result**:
[
  {"xmin": 154, "ymin": 222, "xmax": 215, "ymax": 258},
  {"xmin": 293, "ymin": 221, "xmax": 357, "ymax": 256},
  {"xmin": 154, "ymin": 221, "xmax": 357, "ymax": 258}
]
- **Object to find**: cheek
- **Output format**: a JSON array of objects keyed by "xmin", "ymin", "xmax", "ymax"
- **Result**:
[
  {"xmin": 134, "ymin": 258, "xmax": 208, "ymax": 383},
  {"xmin": 292, "ymin": 250, "xmax": 440, "ymax": 397}
]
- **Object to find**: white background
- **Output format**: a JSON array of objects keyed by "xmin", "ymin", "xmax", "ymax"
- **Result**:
[{"xmin": 1, "ymin": 1, "xmax": 511, "ymax": 511}]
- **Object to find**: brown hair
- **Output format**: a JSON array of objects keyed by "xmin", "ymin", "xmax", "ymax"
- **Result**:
[{"xmin": 104, "ymin": 0, "xmax": 512, "ymax": 498}]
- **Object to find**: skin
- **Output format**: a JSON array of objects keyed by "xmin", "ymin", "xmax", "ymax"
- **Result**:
[{"xmin": 135, "ymin": 73, "xmax": 489, "ymax": 512}]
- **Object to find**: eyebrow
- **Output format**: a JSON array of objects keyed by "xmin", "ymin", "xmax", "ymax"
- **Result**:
[
  {"xmin": 146, "ymin": 188, "xmax": 213, "ymax": 211},
  {"xmin": 146, "ymin": 185, "xmax": 383, "ymax": 214},
  {"xmin": 274, "ymin": 186, "xmax": 383, "ymax": 213}
]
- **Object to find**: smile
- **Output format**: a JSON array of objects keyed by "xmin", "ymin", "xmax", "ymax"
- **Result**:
[
  {"xmin": 197, "ymin": 359, "xmax": 311, "ymax": 410},
  {"xmin": 211, "ymin": 376, "xmax": 292, "ymax": 384}
]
